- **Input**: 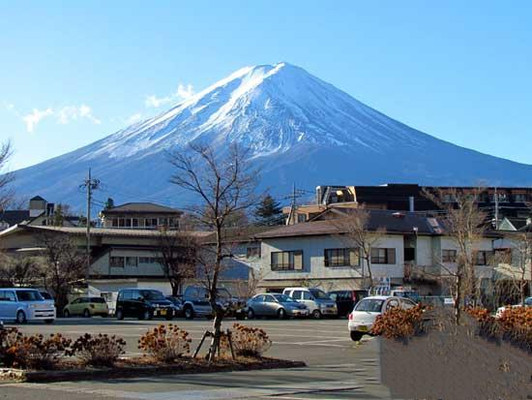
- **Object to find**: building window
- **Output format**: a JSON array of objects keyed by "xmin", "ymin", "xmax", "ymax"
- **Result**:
[
  {"xmin": 271, "ymin": 250, "xmax": 303, "ymax": 271},
  {"xmin": 132, "ymin": 218, "xmax": 139, "ymax": 228},
  {"xmin": 145, "ymin": 218, "xmax": 158, "ymax": 228},
  {"xmin": 475, "ymin": 251, "xmax": 491, "ymax": 266},
  {"xmin": 110, "ymin": 256, "xmax": 125, "ymax": 268},
  {"xmin": 324, "ymin": 248, "xmax": 359, "ymax": 267},
  {"xmin": 514, "ymin": 193, "xmax": 527, "ymax": 203},
  {"xmin": 246, "ymin": 247, "xmax": 261, "ymax": 259},
  {"xmin": 125, "ymin": 257, "xmax": 138, "ymax": 267},
  {"xmin": 442, "ymin": 249, "xmax": 457, "ymax": 263},
  {"xmin": 112, "ymin": 218, "xmax": 118, "ymax": 227},
  {"xmin": 371, "ymin": 248, "xmax": 396, "ymax": 264}
]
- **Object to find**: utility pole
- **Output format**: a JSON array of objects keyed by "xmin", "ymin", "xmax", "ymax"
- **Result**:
[
  {"xmin": 80, "ymin": 168, "xmax": 100, "ymax": 290},
  {"xmin": 494, "ymin": 187, "xmax": 499, "ymax": 230}
]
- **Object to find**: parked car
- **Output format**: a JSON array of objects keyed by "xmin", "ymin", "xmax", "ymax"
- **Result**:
[
  {"xmin": 495, "ymin": 296, "xmax": 532, "ymax": 318},
  {"xmin": 283, "ymin": 287, "xmax": 338, "ymax": 318},
  {"xmin": 329, "ymin": 289, "xmax": 368, "ymax": 317},
  {"xmin": 115, "ymin": 289, "xmax": 175, "ymax": 320},
  {"xmin": 165, "ymin": 295, "xmax": 184, "ymax": 317},
  {"xmin": 348, "ymin": 296, "xmax": 417, "ymax": 341},
  {"xmin": 389, "ymin": 289, "xmax": 421, "ymax": 303},
  {"xmin": 181, "ymin": 286, "xmax": 246, "ymax": 320},
  {"xmin": 0, "ymin": 288, "xmax": 56, "ymax": 324},
  {"xmin": 39, "ymin": 291, "xmax": 55, "ymax": 307},
  {"xmin": 63, "ymin": 297, "xmax": 109, "ymax": 318},
  {"xmin": 246, "ymin": 293, "xmax": 309, "ymax": 319}
]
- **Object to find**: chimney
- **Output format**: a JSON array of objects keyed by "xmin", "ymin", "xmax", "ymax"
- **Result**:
[{"xmin": 409, "ymin": 196, "xmax": 415, "ymax": 212}]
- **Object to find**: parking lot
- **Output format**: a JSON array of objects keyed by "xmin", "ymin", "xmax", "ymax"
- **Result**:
[{"xmin": 2, "ymin": 317, "xmax": 392, "ymax": 399}]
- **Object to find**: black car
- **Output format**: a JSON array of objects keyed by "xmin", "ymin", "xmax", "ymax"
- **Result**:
[
  {"xmin": 115, "ymin": 289, "xmax": 175, "ymax": 320},
  {"xmin": 328, "ymin": 289, "xmax": 369, "ymax": 317},
  {"xmin": 165, "ymin": 295, "xmax": 184, "ymax": 317}
]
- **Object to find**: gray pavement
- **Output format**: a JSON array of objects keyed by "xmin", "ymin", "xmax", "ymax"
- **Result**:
[{"xmin": 1, "ymin": 318, "xmax": 393, "ymax": 399}]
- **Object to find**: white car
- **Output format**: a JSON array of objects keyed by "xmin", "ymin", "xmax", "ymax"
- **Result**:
[
  {"xmin": 348, "ymin": 295, "xmax": 417, "ymax": 341},
  {"xmin": 495, "ymin": 297, "xmax": 532, "ymax": 318}
]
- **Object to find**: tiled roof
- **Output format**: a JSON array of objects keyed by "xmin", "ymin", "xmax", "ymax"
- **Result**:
[
  {"xmin": 0, "ymin": 224, "xmax": 210, "ymax": 239},
  {"xmin": 255, "ymin": 209, "xmax": 444, "ymax": 239},
  {"xmin": 0, "ymin": 210, "xmax": 30, "ymax": 226},
  {"xmin": 101, "ymin": 202, "xmax": 182, "ymax": 215}
]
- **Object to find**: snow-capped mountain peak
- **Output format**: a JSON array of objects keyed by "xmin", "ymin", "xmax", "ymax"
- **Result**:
[{"xmin": 11, "ymin": 63, "xmax": 532, "ymax": 208}]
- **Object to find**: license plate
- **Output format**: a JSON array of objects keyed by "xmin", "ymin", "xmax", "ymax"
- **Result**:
[
  {"xmin": 358, "ymin": 325, "xmax": 368, "ymax": 332},
  {"xmin": 160, "ymin": 309, "xmax": 167, "ymax": 316}
]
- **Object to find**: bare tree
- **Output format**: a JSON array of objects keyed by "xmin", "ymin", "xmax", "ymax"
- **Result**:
[
  {"xmin": 0, "ymin": 254, "xmax": 41, "ymax": 286},
  {"xmin": 169, "ymin": 143, "xmax": 259, "ymax": 362},
  {"xmin": 0, "ymin": 141, "xmax": 14, "ymax": 210},
  {"xmin": 424, "ymin": 188, "xmax": 487, "ymax": 324},
  {"xmin": 493, "ymin": 231, "xmax": 532, "ymax": 306},
  {"xmin": 157, "ymin": 227, "xmax": 198, "ymax": 296},
  {"xmin": 334, "ymin": 207, "xmax": 386, "ymax": 290},
  {"xmin": 40, "ymin": 232, "xmax": 85, "ymax": 312}
]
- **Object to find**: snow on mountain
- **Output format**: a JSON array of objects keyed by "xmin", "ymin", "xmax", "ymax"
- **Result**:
[{"xmin": 10, "ymin": 62, "xmax": 532, "ymax": 210}]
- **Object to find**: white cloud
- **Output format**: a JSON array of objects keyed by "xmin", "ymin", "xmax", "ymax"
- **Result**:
[
  {"xmin": 145, "ymin": 83, "xmax": 195, "ymax": 108},
  {"xmin": 22, "ymin": 104, "xmax": 101, "ymax": 133},
  {"xmin": 23, "ymin": 108, "xmax": 54, "ymax": 133},
  {"xmin": 57, "ymin": 104, "xmax": 101, "ymax": 125},
  {"xmin": 127, "ymin": 113, "xmax": 143, "ymax": 124}
]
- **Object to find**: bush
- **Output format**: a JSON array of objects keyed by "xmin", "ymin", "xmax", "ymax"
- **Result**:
[
  {"xmin": 371, "ymin": 305, "xmax": 426, "ymax": 339},
  {"xmin": 223, "ymin": 323, "xmax": 272, "ymax": 358},
  {"xmin": 0, "ymin": 328, "xmax": 71, "ymax": 370},
  {"xmin": 70, "ymin": 333, "xmax": 126, "ymax": 367},
  {"xmin": 138, "ymin": 324, "xmax": 191, "ymax": 363}
]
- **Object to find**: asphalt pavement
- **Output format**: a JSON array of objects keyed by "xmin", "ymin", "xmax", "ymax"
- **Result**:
[{"xmin": 1, "ymin": 317, "xmax": 393, "ymax": 399}]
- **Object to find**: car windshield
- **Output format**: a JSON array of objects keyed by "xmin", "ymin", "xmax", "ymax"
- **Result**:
[
  {"xmin": 310, "ymin": 289, "xmax": 331, "ymax": 300},
  {"xmin": 216, "ymin": 289, "xmax": 231, "ymax": 299},
  {"xmin": 273, "ymin": 294, "xmax": 296, "ymax": 303},
  {"xmin": 355, "ymin": 299, "xmax": 385, "ymax": 312},
  {"xmin": 40, "ymin": 292, "xmax": 53, "ymax": 300},
  {"xmin": 139, "ymin": 290, "xmax": 165, "ymax": 300},
  {"xmin": 16, "ymin": 290, "xmax": 43, "ymax": 302},
  {"xmin": 89, "ymin": 297, "xmax": 106, "ymax": 303}
]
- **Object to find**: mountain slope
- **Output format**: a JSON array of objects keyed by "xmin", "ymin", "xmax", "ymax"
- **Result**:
[{"xmin": 11, "ymin": 62, "xmax": 532, "ymax": 210}]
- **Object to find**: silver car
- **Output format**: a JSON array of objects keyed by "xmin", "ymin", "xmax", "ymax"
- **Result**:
[
  {"xmin": 246, "ymin": 293, "xmax": 309, "ymax": 319},
  {"xmin": 0, "ymin": 288, "xmax": 56, "ymax": 324}
]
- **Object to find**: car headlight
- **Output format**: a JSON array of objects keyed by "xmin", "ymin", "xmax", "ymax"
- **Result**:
[{"xmin": 30, "ymin": 303, "xmax": 41, "ymax": 309}]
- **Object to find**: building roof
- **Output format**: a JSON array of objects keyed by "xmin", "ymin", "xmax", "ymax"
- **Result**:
[
  {"xmin": 255, "ymin": 209, "xmax": 444, "ymax": 239},
  {"xmin": 0, "ymin": 224, "xmax": 210, "ymax": 240},
  {"xmin": 101, "ymin": 202, "xmax": 182, "ymax": 215},
  {"xmin": 0, "ymin": 210, "xmax": 30, "ymax": 226},
  {"xmin": 30, "ymin": 195, "xmax": 46, "ymax": 202}
]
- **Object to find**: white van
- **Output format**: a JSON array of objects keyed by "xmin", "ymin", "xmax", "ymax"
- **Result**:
[
  {"xmin": 282, "ymin": 287, "xmax": 338, "ymax": 318},
  {"xmin": 0, "ymin": 288, "xmax": 56, "ymax": 324}
]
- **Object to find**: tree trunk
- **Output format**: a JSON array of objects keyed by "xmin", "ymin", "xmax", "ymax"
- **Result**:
[{"xmin": 206, "ymin": 224, "xmax": 224, "ymax": 363}]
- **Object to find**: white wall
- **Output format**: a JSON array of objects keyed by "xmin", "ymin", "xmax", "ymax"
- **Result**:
[{"xmin": 260, "ymin": 234, "xmax": 406, "ymax": 283}]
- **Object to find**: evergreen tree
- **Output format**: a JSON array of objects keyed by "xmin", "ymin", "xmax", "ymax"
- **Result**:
[
  {"xmin": 254, "ymin": 194, "xmax": 283, "ymax": 225},
  {"xmin": 104, "ymin": 197, "xmax": 115, "ymax": 210}
]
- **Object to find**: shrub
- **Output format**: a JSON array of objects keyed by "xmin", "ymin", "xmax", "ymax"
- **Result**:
[
  {"xmin": 371, "ymin": 305, "xmax": 426, "ymax": 339},
  {"xmin": 1, "ymin": 328, "xmax": 71, "ymax": 370},
  {"xmin": 138, "ymin": 324, "xmax": 191, "ymax": 363},
  {"xmin": 223, "ymin": 323, "xmax": 272, "ymax": 358},
  {"xmin": 497, "ymin": 307, "xmax": 532, "ymax": 352},
  {"xmin": 70, "ymin": 333, "xmax": 126, "ymax": 367}
]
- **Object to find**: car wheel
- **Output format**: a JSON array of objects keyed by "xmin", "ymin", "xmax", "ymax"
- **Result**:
[
  {"xmin": 83, "ymin": 309, "xmax": 91, "ymax": 318},
  {"xmin": 116, "ymin": 309, "xmax": 124, "ymax": 320},
  {"xmin": 277, "ymin": 308, "xmax": 286, "ymax": 319},
  {"xmin": 63, "ymin": 309, "xmax": 71, "ymax": 318},
  {"xmin": 16, "ymin": 310, "xmax": 26, "ymax": 324},
  {"xmin": 247, "ymin": 308, "xmax": 255, "ymax": 319},
  {"xmin": 312, "ymin": 310, "xmax": 322, "ymax": 319},
  {"xmin": 350, "ymin": 331, "xmax": 363, "ymax": 342},
  {"xmin": 139, "ymin": 310, "xmax": 152, "ymax": 320},
  {"xmin": 184, "ymin": 307, "xmax": 194, "ymax": 320},
  {"xmin": 44, "ymin": 319, "xmax": 54, "ymax": 324}
]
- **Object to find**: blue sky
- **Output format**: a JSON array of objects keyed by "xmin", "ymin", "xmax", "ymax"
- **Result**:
[{"xmin": 1, "ymin": 1, "xmax": 531, "ymax": 170}]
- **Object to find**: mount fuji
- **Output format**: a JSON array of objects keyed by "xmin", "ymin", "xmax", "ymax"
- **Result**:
[{"xmin": 11, "ymin": 62, "xmax": 532, "ymax": 209}]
